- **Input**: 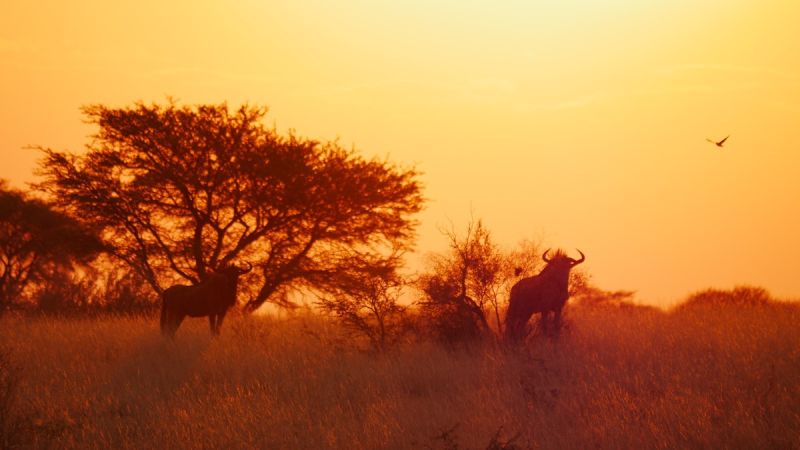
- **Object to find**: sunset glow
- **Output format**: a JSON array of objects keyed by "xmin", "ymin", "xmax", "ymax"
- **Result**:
[{"xmin": 2, "ymin": 0, "xmax": 799, "ymax": 304}]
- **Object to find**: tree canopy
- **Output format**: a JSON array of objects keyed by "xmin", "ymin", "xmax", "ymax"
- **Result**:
[
  {"xmin": 36, "ymin": 101, "xmax": 423, "ymax": 311},
  {"xmin": 0, "ymin": 181, "xmax": 103, "ymax": 310}
]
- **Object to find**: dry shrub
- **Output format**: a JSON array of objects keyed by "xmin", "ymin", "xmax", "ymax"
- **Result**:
[
  {"xmin": 35, "ymin": 267, "xmax": 158, "ymax": 316},
  {"xmin": 418, "ymin": 300, "xmax": 487, "ymax": 347}
]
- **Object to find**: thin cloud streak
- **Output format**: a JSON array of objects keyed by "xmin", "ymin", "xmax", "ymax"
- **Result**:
[
  {"xmin": 658, "ymin": 63, "xmax": 798, "ymax": 80},
  {"xmin": 133, "ymin": 67, "xmax": 278, "ymax": 84},
  {"xmin": 516, "ymin": 81, "xmax": 771, "ymax": 112},
  {"xmin": 317, "ymin": 77, "xmax": 520, "ymax": 104}
]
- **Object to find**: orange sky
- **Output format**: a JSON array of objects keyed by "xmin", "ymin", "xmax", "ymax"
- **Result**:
[{"xmin": 2, "ymin": 1, "xmax": 799, "ymax": 305}]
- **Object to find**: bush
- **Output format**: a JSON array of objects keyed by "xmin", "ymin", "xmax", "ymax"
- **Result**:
[
  {"xmin": 33, "ymin": 265, "xmax": 158, "ymax": 316},
  {"xmin": 418, "ymin": 297, "xmax": 487, "ymax": 347},
  {"xmin": 678, "ymin": 285, "xmax": 775, "ymax": 310}
]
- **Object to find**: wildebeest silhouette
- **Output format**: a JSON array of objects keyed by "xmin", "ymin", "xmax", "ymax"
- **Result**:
[
  {"xmin": 160, "ymin": 263, "xmax": 252, "ymax": 337},
  {"xmin": 504, "ymin": 249, "xmax": 585, "ymax": 343}
]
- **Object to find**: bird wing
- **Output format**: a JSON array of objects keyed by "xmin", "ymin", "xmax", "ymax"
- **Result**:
[
  {"xmin": 718, "ymin": 135, "xmax": 729, "ymax": 145},
  {"xmin": 706, "ymin": 138, "xmax": 715, "ymax": 144}
]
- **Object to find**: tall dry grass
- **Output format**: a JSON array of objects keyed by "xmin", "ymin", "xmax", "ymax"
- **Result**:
[{"xmin": 2, "ymin": 294, "xmax": 799, "ymax": 449}]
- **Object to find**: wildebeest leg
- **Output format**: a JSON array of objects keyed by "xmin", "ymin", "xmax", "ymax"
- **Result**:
[
  {"xmin": 504, "ymin": 319, "xmax": 518, "ymax": 344},
  {"xmin": 215, "ymin": 310, "xmax": 227, "ymax": 335},
  {"xmin": 540, "ymin": 311, "xmax": 550, "ymax": 336},
  {"xmin": 171, "ymin": 314, "xmax": 185, "ymax": 337},
  {"xmin": 511, "ymin": 320, "xmax": 524, "ymax": 343},
  {"xmin": 553, "ymin": 309, "xmax": 562, "ymax": 336},
  {"xmin": 160, "ymin": 304, "xmax": 170, "ymax": 336},
  {"xmin": 208, "ymin": 315, "xmax": 218, "ymax": 335}
]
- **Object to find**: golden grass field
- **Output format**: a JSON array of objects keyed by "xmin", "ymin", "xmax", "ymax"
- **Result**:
[{"xmin": 2, "ymin": 291, "xmax": 799, "ymax": 449}]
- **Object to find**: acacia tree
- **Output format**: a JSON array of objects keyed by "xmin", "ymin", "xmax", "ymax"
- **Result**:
[
  {"xmin": 0, "ymin": 182, "xmax": 102, "ymax": 311},
  {"xmin": 36, "ymin": 101, "xmax": 423, "ymax": 312}
]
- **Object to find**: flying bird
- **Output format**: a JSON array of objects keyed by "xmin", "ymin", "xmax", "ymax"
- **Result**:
[{"xmin": 706, "ymin": 135, "xmax": 729, "ymax": 148}]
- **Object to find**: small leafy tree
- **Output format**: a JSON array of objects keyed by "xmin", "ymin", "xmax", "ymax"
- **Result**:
[
  {"xmin": 317, "ymin": 266, "xmax": 408, "ymax": 352},
  {"xmin": 0, "ymin": 181, "xmax": 102, "ymax": 311},
  {"xmin": 418, "ymin": 219, "xmax": 504, "ymax": 342},
  {"xmin": 35, "ymin": 101, "xmax": 423, "ymax": 312}
]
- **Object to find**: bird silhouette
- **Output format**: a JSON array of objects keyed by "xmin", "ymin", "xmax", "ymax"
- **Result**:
[{"xmin": 706, "ymin": 135, "xmax": 729, "ymax": 148}]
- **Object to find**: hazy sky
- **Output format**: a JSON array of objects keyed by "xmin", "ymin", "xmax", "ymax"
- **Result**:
[{"xmin": 2, "ymin": 0, "xmax": 799, "ymax": 305}]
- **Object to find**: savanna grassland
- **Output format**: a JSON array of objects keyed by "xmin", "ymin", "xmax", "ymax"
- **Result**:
[{"xmin": 2, "ymin": 292, "xmax": 800, "ymax": 449}]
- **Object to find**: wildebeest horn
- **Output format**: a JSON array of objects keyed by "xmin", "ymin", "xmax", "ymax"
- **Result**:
[
  {"xmin": 570, "ymin": 249, "xmax": 585, "ymax": 266},
  {"xmin": 237, "ymin": 262, "xmax": 253, "ymax": 274},
  {"xmin": 542, "ymin": 249, "xmax": 552, "ymax": 263}
]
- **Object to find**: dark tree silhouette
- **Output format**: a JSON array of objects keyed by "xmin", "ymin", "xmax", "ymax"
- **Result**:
[
  {"xmin": 35, "ymin": 101, "xmax": 423, "ymax": 312},
  {"xmin": 0, "ymin": 181, "xmax": 102, "ymax": 311}
]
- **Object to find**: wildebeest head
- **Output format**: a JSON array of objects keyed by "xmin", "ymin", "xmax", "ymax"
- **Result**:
[
  {"xmin": 212, "ymin": 261, "xmax": 253, "ymax": 298},
  {"xmin": 537, "ymin": 248, "xmax": 585, "ymax": 301},
  {"xmin": 214, "ymin": 261, "xmax": 253, "ymax": 279},
  {"xmin": 541, "ymin": 248, "xmax": 585, "ymax": 271}
]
